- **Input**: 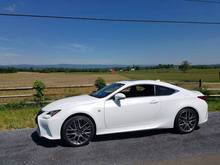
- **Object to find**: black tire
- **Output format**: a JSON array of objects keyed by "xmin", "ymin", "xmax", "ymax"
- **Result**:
[
  {"xmin": 61, "ymin": 115, "xmax": 95, "ymax": 147},
  {"xmin": 174, "ymin": 108, "xmax": 198, "ymax": 134}
]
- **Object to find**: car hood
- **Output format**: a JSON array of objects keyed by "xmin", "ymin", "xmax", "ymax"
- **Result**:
[{"xmin": 42, "ymin": 95, "xmax": 99, "ymax": 112}]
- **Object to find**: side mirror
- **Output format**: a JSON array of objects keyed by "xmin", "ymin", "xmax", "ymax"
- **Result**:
[{"xmin": 114, "ymin": 93, "xmax": 126, "ymax": 100}]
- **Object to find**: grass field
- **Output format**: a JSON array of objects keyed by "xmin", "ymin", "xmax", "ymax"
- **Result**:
[
  {"xmin": 0, "ymin": 72, "xmax": 127, "ymax": 88},
  {"xmin": 208, "ymin": 98, "xmax": 220, "ymax": 112},
  {"xmin": 0, "ymin": 69, "xmax": 219, "ymax": 103},
  {"xmin": 0, "ymin": 69, "xmax": 219, "ymax": 89},
  {"xmin": 120, "ymin": 69, "xmax": 220, "ymax": 82},
  {"xmin": 0, "ymin": 107, "xmax": 39, "ymax": 130}
]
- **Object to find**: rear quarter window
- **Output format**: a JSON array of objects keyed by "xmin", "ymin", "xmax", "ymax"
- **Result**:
[{"xmin": 156, "ymin": 85, "xmax": 176, "ymax": 96}]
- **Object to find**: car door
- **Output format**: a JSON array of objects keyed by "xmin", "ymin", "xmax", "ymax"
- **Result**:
[{"xmin": 104, "ymin": 84, "xmax": 161, "ymax": 129}]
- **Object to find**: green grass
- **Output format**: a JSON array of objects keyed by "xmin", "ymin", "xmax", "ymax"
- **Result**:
[
  {"xmin": 208, "ymin": 98, "xmax": 220, "ymax": 112},
  {"xmin": 121, "ymin": 69, "xmax": 220, "ymax": 82},
  {"xmin": 0, "ymin": 107, "xmax": 39, "ymax": 130}
]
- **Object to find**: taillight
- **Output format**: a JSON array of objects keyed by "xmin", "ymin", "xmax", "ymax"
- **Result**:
[{"xmin": 198, "ymin": 96, "xmax": 207, "ymax": 101}]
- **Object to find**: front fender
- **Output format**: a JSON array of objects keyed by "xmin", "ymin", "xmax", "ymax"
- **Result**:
[{"xmin": 58, "ymin": 102, "xmax": 106, "ymax": 136}]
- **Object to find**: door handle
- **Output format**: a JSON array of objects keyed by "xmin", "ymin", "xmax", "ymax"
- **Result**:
[{"xmin": 150, "ymin": 100, "xmax": 159, "ymax": 104}]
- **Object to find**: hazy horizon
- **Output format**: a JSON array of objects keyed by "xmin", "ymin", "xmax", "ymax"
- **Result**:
[{"xmin": 0, "ymin": 63, "xmax": 220, "ymax": 67}]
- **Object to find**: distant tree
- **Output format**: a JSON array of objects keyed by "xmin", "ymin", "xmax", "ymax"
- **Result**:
[
  {"xmin": 157, "ymin": 64, "xmax": 174, "ymax": 69},
  {"xmin": 33, "ymin": 80, "xmax": 46, "ymax": 107},
  {"xmin": 179, "ymin": 60, "xmax": 191, "ymax": 72},
  {"xmin": 0, "ymin": 67, "xmax": 17, "ymax": 73},
  {"xmin": 95, "ymin": 77, "xmax": 106, "ymax": 90},
  {"xmin": 124, "ymin": 66, "xmax": 130, "ymax": 71},
  {"xmin": 134, "ymin": 65, "xmax": 140, "ymax": 70}
]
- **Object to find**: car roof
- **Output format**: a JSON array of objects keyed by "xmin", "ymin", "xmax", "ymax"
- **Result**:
[{"xmin": 116, "ymin": 80, "xmax": 183, "ymax": 90}]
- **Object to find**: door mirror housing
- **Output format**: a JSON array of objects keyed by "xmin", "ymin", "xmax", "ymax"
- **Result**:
[{"xmin": 114, "ymin": 93, "xmax": 126, "ymax": 100}]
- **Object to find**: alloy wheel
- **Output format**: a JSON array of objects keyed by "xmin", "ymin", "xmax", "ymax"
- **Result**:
[
  {"xmin": 62, "ymin": 116, "xmax": 94, "ymax": 146},
  {"xmin": 177, "ymin": 108, "xmax": 198, "ymax": 133}
]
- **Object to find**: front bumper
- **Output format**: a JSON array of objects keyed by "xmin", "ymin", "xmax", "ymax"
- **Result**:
[{"xmin": 36, "ymin": 111, "xmax": 62, "ymax": 140}]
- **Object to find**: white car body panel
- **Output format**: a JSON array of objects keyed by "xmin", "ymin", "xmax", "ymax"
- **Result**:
[
  {"xmin": 36, "ymin": 80, "xmax": 208, "ymax": 140},
  {"xmin": 104, "ymin": 96, "xmax": 160, "ymax": 129}
]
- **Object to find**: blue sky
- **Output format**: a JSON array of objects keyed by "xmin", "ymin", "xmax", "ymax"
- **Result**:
[{"xmin": 0, "ymin": 0, "xmax": 220, "ymax": 65}]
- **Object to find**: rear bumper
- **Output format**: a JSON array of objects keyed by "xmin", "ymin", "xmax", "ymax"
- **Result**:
[
  {"xmin": 199, "ymin": 109, "xmax": 208, "ymax": 125},
  {"xmin": 198, "ymin": 101, "xmax": 208, "ymax": 125}
]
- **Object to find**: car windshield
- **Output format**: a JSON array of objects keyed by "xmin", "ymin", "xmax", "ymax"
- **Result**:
[{"xmin": 90, "ymin": 83, "xmax": 124, "ymax": 98}]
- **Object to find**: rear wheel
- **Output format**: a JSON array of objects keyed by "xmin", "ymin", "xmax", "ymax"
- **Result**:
[
  {"xmin": 174, "ymin": 108, "xmax": 198, "ymax": 133},
  {"xmin": 61, "ymin": 115, "xmax": 95, "ymax": 147}
]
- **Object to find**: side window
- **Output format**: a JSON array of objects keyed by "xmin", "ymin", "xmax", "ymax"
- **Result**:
[
  {"xmin": 156, "ymin": 85, "xmax": 175, "ymax": 96},
  {"xmin": 120, "ymin": 85, "xmax": 155, "ymax": 98}
]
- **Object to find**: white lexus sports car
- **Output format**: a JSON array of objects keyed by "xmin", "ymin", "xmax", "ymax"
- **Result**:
[{"xmin": 36, "ymin": 80, "xmax": 208, "ymax": 147}]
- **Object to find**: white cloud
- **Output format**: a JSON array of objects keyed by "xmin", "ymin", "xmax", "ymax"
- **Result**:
[
  {"xmin": 0, "ymin": 37, "xmax": 10, "ymax": 42},
  {"xmin": 56, "ymin": 42, "xmax": 94, "ymax": 53},
  {"xmin": 0, "ymin": 47, "xmax": 12, "ymax": 51},
  {"xmin": 4, "ymin": 3, "xmax": 17, "ymax": 12},
  {"xmin": 0, "ymin": 52, "xmax": 20, "ymax": 57}
]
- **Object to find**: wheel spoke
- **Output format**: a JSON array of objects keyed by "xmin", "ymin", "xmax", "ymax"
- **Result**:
[
  {"xmin": 76, "ymin": 135, "xmax": 81, "ymax": 144},
  {"xmin": 67, "ymin": 125, "xmax": 76, "ymax": 131},
  {"xmin": 185, "ymin": 124, "xmax": 190, "ymax": 131},
  {"xmin": 67, "ymin": 132, "xmax": 77, "ymax": 136},
  {"xmin": 82, "ymin": 132, "xmax": 90, "ymax": 137},
  {"xmin": 188, "ymin": 122, "xmax": 193, "ymax": 128},
  {"xmin": 81, "ymin": 122, "xmax": 89, "ymax": 130},
  {"xmin": 189, "ymin": 117, "xmax": 196, "ymax": 121},
  {"xmin": 182, "ymin": 124, "xmax": 187, "ymax": 131},
  {"xmin": 82, "ymin": 125, "xmax": 91, "ymax": 132},
  {"xmin": 179, "ymin": 116, "xmax": 187, "ymax": 121},
  {"xmin": 75, "ymin": 119, "xmax": 81, "ymax": 129},
  {"xmin": 80, "ymin": 134, "xmax": 88, "ymax": 142},
  {"xmin": 187, "ymin": 110, "xmax": 190, "ymax": 121},
  {"xmin": 189, "ymin": 119, "xmax": 197, "ymax": 123}
]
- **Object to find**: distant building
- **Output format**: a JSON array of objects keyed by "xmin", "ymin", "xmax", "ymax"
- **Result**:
[{"xmin": 110, "ymin": 69, "xmax": 116, "ymax": 74}]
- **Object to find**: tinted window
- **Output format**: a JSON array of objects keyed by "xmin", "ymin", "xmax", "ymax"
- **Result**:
[
  {"xmin": 120, "ymin": 85, "xmax": 155, "ymax": 98},
  {"xmin": 90, "ymin": 83, "xmax": 124, "ymax": 98},
  {"xmin": 156, "ymin": 85, "xmax": 175, "ymax": 96}
]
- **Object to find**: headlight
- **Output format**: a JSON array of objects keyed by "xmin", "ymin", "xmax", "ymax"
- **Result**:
[
  {"xmin": 47, "ymin": 109, "xmax": 61, "ymax": 116},
  {"xmin": 43, "ymin": 109, "xmax": 61, "ymax": 119}
]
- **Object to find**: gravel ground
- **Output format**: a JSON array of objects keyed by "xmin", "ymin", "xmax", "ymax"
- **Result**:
[{"xmin": 0, "ymin": 112, "xmax": 220, "ymax": 165}]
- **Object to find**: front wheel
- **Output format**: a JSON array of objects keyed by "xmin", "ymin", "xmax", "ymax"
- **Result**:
[
  {"xmin": 174, "ymin": 108, "xmax": 198, "ymax": 134},
  {"xmin": 61, "ymin": 115, "xmax": 95, "ymax": 147}
]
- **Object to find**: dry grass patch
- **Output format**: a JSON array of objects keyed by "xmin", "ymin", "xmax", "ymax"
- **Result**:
[
  {"xmin": 0, "ymin": 72, "xmax": 127, "ymax": 88},
  {"xmin": 0, "ymin": 72, "xmax": 127, "ymax": 103}
]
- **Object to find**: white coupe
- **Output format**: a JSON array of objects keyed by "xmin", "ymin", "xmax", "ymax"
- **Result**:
[{"xmin": 36, "ymin": 80, "xmax": 208, "ymax": 146}]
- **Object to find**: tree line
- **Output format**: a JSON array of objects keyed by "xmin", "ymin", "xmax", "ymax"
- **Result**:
[{"xmin": 0, "ymin": 61, "xmax": 219, "ymax": 73}]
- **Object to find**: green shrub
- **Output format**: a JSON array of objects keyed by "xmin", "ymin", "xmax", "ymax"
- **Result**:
[
  {"xmin": 194, "ymin": 86, "xmax": 210, "ymax": 96},
  {"xmin": 0, "ymin": 102, "xmax": 38, "ymax": 111},
  {"xmin": 33, "ymin": 80, "xmax": 46, "ymax": 107},
  {"xmin": 0, "ymin": 107, "xmax": 39, "ymax": 130},
  {"xmin": 95, "ymin": 77, "xmax": 106, "ymax": 90}
]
